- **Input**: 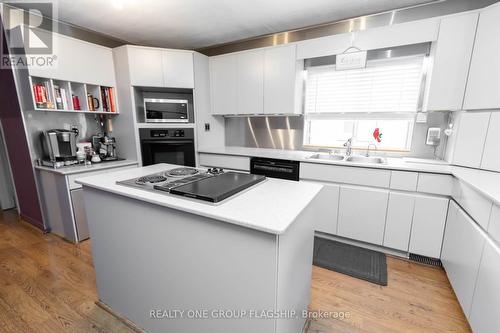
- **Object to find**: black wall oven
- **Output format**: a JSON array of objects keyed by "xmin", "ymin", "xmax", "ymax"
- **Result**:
[{"xmin": 140, "ymin": 128, "xmax": 196, "ymax": 167}]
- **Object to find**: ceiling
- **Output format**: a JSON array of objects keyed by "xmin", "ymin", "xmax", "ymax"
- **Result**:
[{"xmin": 51, "ymin": 0, "xmax": 438, "ymax": 50}]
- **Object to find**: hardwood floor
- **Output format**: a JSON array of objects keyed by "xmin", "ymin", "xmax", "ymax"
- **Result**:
[{"xmin": 0, "ymin": 210, "xmax": 471, "ymax": 333}]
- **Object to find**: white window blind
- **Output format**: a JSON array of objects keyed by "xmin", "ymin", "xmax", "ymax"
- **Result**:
[{"xmin": 305, "ymin": 55, "xmax": 425, "ymax": 114}]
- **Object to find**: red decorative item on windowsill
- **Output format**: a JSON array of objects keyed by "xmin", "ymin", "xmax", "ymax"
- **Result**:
[{"xmin": 373, "ymin": 128, "xmax": 382, "ymax": 143}]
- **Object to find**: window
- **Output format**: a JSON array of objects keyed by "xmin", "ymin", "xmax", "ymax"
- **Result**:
[{"xmin": 303, "ymin": 54, "xmax": 426, "ymax": 151}]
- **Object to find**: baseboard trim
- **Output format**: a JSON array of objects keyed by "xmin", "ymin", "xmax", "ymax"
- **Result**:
[{"xmin": 96, "ymin": 301, "xmax": 146, "ymax": 333}]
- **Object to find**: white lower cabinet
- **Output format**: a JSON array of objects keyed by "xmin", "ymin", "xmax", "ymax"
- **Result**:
[
  {"xmin": 441, "ymin": 201, "xmax": 485, "ymax": 318},
  {"xmin": 338, "ymin": 186, "xmax": 389, "ymax": 245},
  {"xmin": 313, "ymin": 184, "xmax": 340, "ymax": 235},
  {"xmin": 469, "ymin": 238, "xmax": 500, "ymax": 333},
  {"xmin": 383, "ymin": 192, "xmax": 415, "ymax": 251},
  {"xmin": 409, "ymin": 195, "xmax": 449, "ymax": 258}
]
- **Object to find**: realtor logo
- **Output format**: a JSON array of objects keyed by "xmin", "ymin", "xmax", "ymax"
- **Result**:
[{"xmin": 1, "ymin": 1, "xmax": 57, "ymax": 68}]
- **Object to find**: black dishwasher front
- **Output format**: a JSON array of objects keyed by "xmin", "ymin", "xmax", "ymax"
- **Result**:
[{"xmin": 250, "ymin": 157, "xmax": 300, "ymax": 181}]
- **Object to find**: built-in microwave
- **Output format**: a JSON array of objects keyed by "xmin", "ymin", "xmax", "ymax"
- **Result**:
[{"xmin": 144, "ymin": 98, "xmax": 189, "ymax": 123}]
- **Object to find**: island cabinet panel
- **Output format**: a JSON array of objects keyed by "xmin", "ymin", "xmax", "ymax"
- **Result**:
[
  {"xmin": 424, "ymin": 12, "xmax": 478, "ymax": 111},
  {"xmin": 469, "ymin": 239, "xmax": 500, "ymax": 333},
  {"xmin": 210, "ymin": 54, "xmax": 238, "ymax": 115},
  {"xmin": 337, "ymin": 185, "xmax": 389, "ymax": 245},
  {"xmin": 383, "ymin": 192, "xmax": 415, "ymax": 251},
  {"xmin": 127, "ymin": 47, "xmax": 164, "ymax": 87},
  {"xmin": 464, "ymin": 3, "xmax": 500, "ymax": 110},
  {"xmin": 409, "ymin": 195, "xmax": 449, "ymax": 258},
  {"xmin": 480, "ymin": 112, "xmax": 500, "ymax": 172},
  {"xmin": 312, "ymin": 184, "xmax": 340, "ymax": 235},
  {"xmin": 442, "ymin": 201, "xmax": 485, "ymax": 318},
  {"xmin": 451, "ymin": 112, "xmax": 491, "ymax": 168}
]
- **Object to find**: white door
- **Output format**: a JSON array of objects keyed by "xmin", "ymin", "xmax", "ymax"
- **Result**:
[
  {"xmin": 264, "ymin": 44, "xmax": 300, "ymax": 115},
  {"xmin": 210, "ymin": 54, "xmax": 238, "ymax": 115},
  {"xmin": 481, "ymin": 112, "xmax": 500, "ymax": 172},
  {"xmin": 383, "ymin": 192, "xmax": 415, "ymax": 251},
  {"xmin": 237, "ymin": 50, "xmax": 264, "ymax": 115},
  {"xmin": 409, "ymin": 195, "xmax": 448, "ymax": 258},
  {"xmin": 127, "ymin": 47, "xmax": 164, "ymax": 87},
  {"xmin": 452, "ymin": 112, "xmax": 491, "ymax": 168},
  {"xmin": 162, "ymin": 51, "xmax": 194, "ymax": 88},
  {"xmin": 469, "ymin": 238, "xmax": 500, "ymax": 333},
  {"xmin": 464, "ymin": 3, "xmax": 500, "ymax": 110},
  {"xmin": 313, "ymin": 184, "xmax": 340, "ymax": 235},
  {"xmin": 441, "ymin": 201, "xmax": 485, "ymax": 318},
  {"xmin": 425, "ymin": 12, "xmax": 478, "ymax": 111},
  {"xmin": 338, "ymin": 185, "xmax": 389, "ymax": 245}
]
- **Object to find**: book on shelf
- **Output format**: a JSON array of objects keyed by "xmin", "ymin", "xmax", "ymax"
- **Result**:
[
  {"xmin": 100, "ymin": 87, "xmax": 116, "ymax": 113},
  {"xmin": 60, "ymin": 88, "xmax": 69, "ymax": 110},
  {"xmin": 53, "ymin": 84, "xmax": 64, "ymax": 109},
  {"xmin": 32, "ymin": 82, "xmax": 54, "ymax": 109}
]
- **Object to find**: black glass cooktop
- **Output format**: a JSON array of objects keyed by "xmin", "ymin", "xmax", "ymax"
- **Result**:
[{"xmin": 169, "ymin": 172, "xmax": 266, "ymax": 203}]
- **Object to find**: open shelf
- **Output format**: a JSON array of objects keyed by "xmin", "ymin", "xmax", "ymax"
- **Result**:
[
  {"xmin": 28, "ymin": 108, "xmax": 118, "ymax": 115},
  {"xmin": 29, "ymin": 75, "xmax": 119, "ymax": 114}
]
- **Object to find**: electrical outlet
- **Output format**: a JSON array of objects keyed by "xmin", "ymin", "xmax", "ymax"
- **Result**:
[{"xmin": 204, "ymin": 123, "xmax": 210, "ymax": 131}]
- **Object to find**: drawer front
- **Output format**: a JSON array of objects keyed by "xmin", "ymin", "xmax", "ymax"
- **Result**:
[
  {"xmin": 453, "ymin": 181, "xmax": 493, "ymax": 230},
  {"xmin": 488, "ymin": 205, "xmax": 500, "ymax": 245},
  {"xmin": 390, "ymin": 171, "xmax": 418, "ymax": 191},
  {"xmin": 198, "ymin": 153, "xmax": 250, "ymax": 171},
  {"xmin": 417, "ymin": 173, "xmax": 454, "ymax": 196},
  {"xmin": 67, "ymin": 165, "xmax": 137, "ymax": 190},
  {"xmin": 300, "ymin": 163, "xmax": 391, "ymax": 188}
]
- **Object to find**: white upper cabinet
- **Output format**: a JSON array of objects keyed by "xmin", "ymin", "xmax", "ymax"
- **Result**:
[
  {"xmin": 162, "ymin": 51, "xmax": 194, "ymax": 88},
  {"xmin": 127, "ymin": 47, "xmax": 164, "ymax": 87},
  {"xmin": 338, "ymin": 185, "xmax": 389, "ymax": 245},
  {"xmin": 210, "ymin": 44, "xmax": 302, "ymax": 116},
  {"xmin": 424, "ymin": 12, "xmax": 478, "ymax": 111},
  {"xmin": 264, "ymin": 44, "xmax": 302, "ymax": 115},
  {"xmin": 481, "ymin": 112, "xmax": 500, "ymax": 172},
  {"xmin": 237, "ymin": 50, "xmax": 264, "ymax": 115},
  {"xmin": 464, "ymin": 4, "xmax": 500, "ymax": 110},
  {"xmin": 127, "ymin": 46, "xmax": 194, "ymax": 88},
  {"xmin": 210, "ymin": 54, "xmax": 238, "ymax": 115},
  {"xmin": 28, "ymin": 30, "xmax": 116, "ymax": 87},
  {"xmin": 409, "ymin": 195, "xmax": 448, "ymax": 258},
  {"xmin": 451, "ymin": 112, "xmax": 491, "ymax": 168},
  {"xmin": 441, "ymin": 201, "xmax": 485, "ymax": 318}
]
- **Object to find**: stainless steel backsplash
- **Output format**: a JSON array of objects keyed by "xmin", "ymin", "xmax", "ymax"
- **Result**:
[
  {"xmin": 225, "ymin": 112, "xmax": 450, "ymax": 159},
  {"xmin": 225, "ymin": 116, "xmax": 304, "ymax": 151}
]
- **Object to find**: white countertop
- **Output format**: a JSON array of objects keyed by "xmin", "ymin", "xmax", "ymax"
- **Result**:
[
  {"xmin": 198, "ymin": 146, "xmax": 452, "ymax": 174},
  {"xmin": 35, "ymin": 159, "xmax": 138, "ymax": 175},
  {"xmin": 198, "ymin": 146, "xmax": 500, "ymax": 206},
  {"xmin": 75, "ymin": 163, "xmax": 323, "ymax": 235}
]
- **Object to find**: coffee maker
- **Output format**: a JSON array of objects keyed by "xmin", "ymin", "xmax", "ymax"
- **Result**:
[
  {"xmin": 40, "ymin": 129, "xmax": 78, "ymax": 167},
  {"xmin": 99, "ymin": 136, "xmax": 118, "ymax": 161}
]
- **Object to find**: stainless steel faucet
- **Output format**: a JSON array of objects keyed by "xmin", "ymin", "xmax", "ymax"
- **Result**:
[
  {"xmin": 343, "ymin": 138, "xmax": 353, "ymax": 157},
  {"xmin": 366, "ymin": 144, "xmax": 377, "ymax": 157}
]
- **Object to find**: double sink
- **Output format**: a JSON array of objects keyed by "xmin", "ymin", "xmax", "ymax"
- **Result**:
[{"xmin": 307, "ymin": 153, "xmax": 386, "ymax": 164}]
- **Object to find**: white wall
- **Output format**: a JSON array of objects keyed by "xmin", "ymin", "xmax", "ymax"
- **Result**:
[{"xmin": 0, "ymin": 121, "xmax": 16, "ymax": 210}]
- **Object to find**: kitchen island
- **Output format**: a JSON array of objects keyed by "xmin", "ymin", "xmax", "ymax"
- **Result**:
[{"xmin": 76, "ymin": 164, "xmax": 323, "ymax": 333}]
